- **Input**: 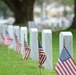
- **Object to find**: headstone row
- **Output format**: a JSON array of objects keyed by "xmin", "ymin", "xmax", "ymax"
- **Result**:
[{"xmin": 0, "ymin": 25, "xmax": 73, "ymax": 70}]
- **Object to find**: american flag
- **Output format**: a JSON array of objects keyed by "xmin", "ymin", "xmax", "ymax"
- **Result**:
[
  {"xmin": 0, "ymin": 32, "xmax": 5, "ymax": 45},
  {"xmin": 55, "ymin": 45, "xmax": 76, "ymax": 75},
  {"xmin": 23, "ymin": 35, "xmax": 31, "ymax": 60},
  {"xmin": 38, "ymin": 40, "xmax": 47, "ymax": 67},
  {"xmin": 14, "ymin": 32, "xmax": 21, "ymax": 53},
  {"xmin": 5, "ymin": 30, "xmax": 13, "ymax": 46}
]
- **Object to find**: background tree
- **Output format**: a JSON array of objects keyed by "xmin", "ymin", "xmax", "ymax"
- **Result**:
[
  {"xmin": 3, "ymin": 0, "xmax": 35, "ymax": 26},
  {"xmin": 69, "ymin": 0, "xmax": 76, "ymax": 29},
  {"xmin": 2, "ymin": 0, "xmax": 75, "ymax": 28},
  {"xmin": 0, "ymin": 0, "xmax": 12, "ymax": 19}
]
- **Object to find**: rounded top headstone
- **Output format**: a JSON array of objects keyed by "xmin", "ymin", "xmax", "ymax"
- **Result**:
[
  {"xmin": 21, "ymin": 27, "xmax": 27, "ymax": 30},
  {"xmin": 42, "ymin": 29, "xmax": 52, "ymax": 33},
  {"xmin": 30, "ymin": 28, "xmax": 38, "ymax": 31},
  {"xmin": 14, "ymin": 26, "xmax": 19, "ymax": 28},
  {"xmin": 60, "ymin": 32, "xmax": 72, "ymax": 36},
  {"xmin": 8, "ymin": 25, "xmax": 13, "ymax": 28}
]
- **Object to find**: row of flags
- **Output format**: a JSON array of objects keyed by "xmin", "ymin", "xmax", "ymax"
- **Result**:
[
  {"xmin": 0, "ymin": 30, "xmax": 76, "ymax": 75},
  {"xmin": 0, "ymin": 30, "xmax": 47, "ymax": 67}
]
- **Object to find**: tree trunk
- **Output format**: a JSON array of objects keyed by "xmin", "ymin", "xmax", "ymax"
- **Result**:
[
  {"xmin": 3, "ymin": 0, "xmax": 35, "ymax": 26},
  {"xmin": 69, "ymin": 0, "xmax": 76, "ymax": 29}
]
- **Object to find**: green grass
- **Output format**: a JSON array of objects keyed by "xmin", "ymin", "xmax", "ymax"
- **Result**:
[{"xmin": 0, "ymin": 29, "xmax": 76, "ymax": 75}]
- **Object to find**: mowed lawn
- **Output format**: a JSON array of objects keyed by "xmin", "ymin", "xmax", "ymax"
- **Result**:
[{"xmin": 0, "ymin": 30, "xmax": 76, "ymax": 75}]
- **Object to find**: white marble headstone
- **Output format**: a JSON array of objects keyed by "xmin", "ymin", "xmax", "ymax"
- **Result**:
[
  {"xmin": 30, "ymin": 28, "xmax": 38, "ymax": 60},
  {"xmin": 20, "ymin": 27, "xmax": 27, "ymax": 54},
  {"xmin": 42, "ymin": 29, "xmax": 52, "ymax": 70},
  {"xmin": 2, "ymin": 25, "xmax": 8, "ymax": 38},
  {"xmin": 59, "ymin": 32, "xmax": 73, "ymax": 57},
  {"xmin": 13, "ymin": 26, "xmax": 20, "ymax": 51},
  {"xmin": 8, "ymin": 25, "xmax": 14, "ymax": 49}
]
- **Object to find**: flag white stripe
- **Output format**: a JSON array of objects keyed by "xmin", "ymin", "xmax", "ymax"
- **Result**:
[
  {"xmin": 67, "ymin": 59, "xmax": 76, "ymax": 74},
  {"xmin": 23, "ymin": 45, "xmax": 30, "ymax": 60},
  {"xmin": 26, "ymin": 50, "xmax": 29, "ymax": 59},
  {"xmin": 58, "ymin": 59, "xmax": 69, "ymax": 75},
  {"xmin": 42, "ymin": 55, "xmax": 46, "ymax": 64},
  {"xmin": 63, "ymin": 61, "xmax": 71, "ymax": 75},
  {"xmin": 57, "ymin": 62, "xmax": 65, "ymax": 75},
  {"xmin": 42, "ymin": 55, "xmax": 45, "ymax": 63},
  {"xmin": 56, "ymin": 64, "xmax": 63, "ymax": 75},
  {"xmin": 55, "ymin": 66, "xmax": 62, "ymax": 75},
  {"xmin": 64, "ymin": 61, "xmax": 73, "ymax": 75},
  {"xmin": 25, "ymin": 50, "xmax": 28, "ymax": 60},
  {"xmin": 16, "ymin": 42, "xmax": 21, "ymax": 52},
  {"xmin": 40, "ymin": 55, "xmax": 44, "ymax": 64},
  {"xmin": 39, "ymin": 53, "xmax": 43, "ymax": 63},
  {"xmin": 24, "ymin": 50, "xmax": 27, "ymax": 60},
  {"xmin": 66, "ymin": 60, "xmax": 74, "ymax": 75},
  {"xmin": 69, "ymin": 58, "xmax": 76, "ymax": 71},
  {"xmin": 69, "ymin": 58, "xmax": 76, "ymax": 70}
]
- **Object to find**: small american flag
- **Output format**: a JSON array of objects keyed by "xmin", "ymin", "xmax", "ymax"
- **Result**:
[
  {"xmin": 23, "ymin": 35, "xmax": 31, "ymax": 60},
  {"xmin": 38, "ymin": 40, "xmax": 47, "ymax": 67},
  {"xmin": 5, "ymin": 30, "xmax": 13, "ymax": 46},
  {"xmin": 14, "ymin": 32, "xmax": 21, "ymax": 53},
  {"xmin": 0, "ymin": 32, "xmax": 5, "ymax": 45},
  {"xmin": 55, "ymin": 45, "xmax": 76, "ymax": 75}
]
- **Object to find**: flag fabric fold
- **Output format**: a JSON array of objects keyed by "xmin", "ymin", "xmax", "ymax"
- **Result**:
[
  {"xmin": 5, "ymin": 30, "xmax": 13, "ymax": 46},
  {"xmin": 23, "ymin": 35, "xmax": 31, "ymax": 60},
  {"xmin": 38, "ymin": 40, "xmax": 47, "ymax": 67},
  {"xmin": 55, "ymin": 45, "xmax": 76, "ymax": 75},
  {"xmin": 14, "ymin": 32, "xmax": 21, "ymax": 53}
]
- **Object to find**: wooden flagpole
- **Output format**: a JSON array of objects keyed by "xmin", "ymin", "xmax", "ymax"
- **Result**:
[
  {"xmin": 39, "ymin": 65, "xmax": 42, "ymax": 75},
  {"xmin": 8, "ymin": 46, "xmax": 10, "ymax": 54},
  {"xmin": 2, "ymin": 44, "xmax": 4, "ymax": 50},
  {"xmin": 38, "ymin": 38, "xmax": 42, "ymax": 75}
]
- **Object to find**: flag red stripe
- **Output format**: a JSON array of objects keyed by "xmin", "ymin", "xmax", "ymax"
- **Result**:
[
  {"xmin": 63, "ymin": 62, "xmax": 71, "ymax": 75},
  {"xmin": 59, "ymin": 59, "xmax": 69, "ymax": 75},
  {"xmin": 69, "ymin": 58, "xmax": 76, "ymax": 70},
  {"xmin": 57, "ymin": 62, "xmax": 66, "ymax": 75},
  {"xmin": 58, "ymin": 60, "xmax": 67, "ymax": 75},
  {"xmin": 56, "ymin": 65, "xmax": 63, "ymax": 75},
  {"xmin": 66, "ymin": 60, "xmax": 73, "ymax": 75},
  {"xmin": 15, "ymin": 38, "xmax": 21, "ymax": 52},
  {"xmin": 23, "ymin": 45, "xmax": 30, "ymax": 60},
  {"xmin": 64, "ymin": 61, "xmax": 73, "ymax": 75},
  {"xmin": 39, "ymin": 50, "xmax": 47, "ymax": 66},
  {"xmin": 66, "ymin": 59, "xmax": 75, "ymax": 74},
  {"xmin": 55, "ymin": 67, "xmax": 61, "ymax": 75}
]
